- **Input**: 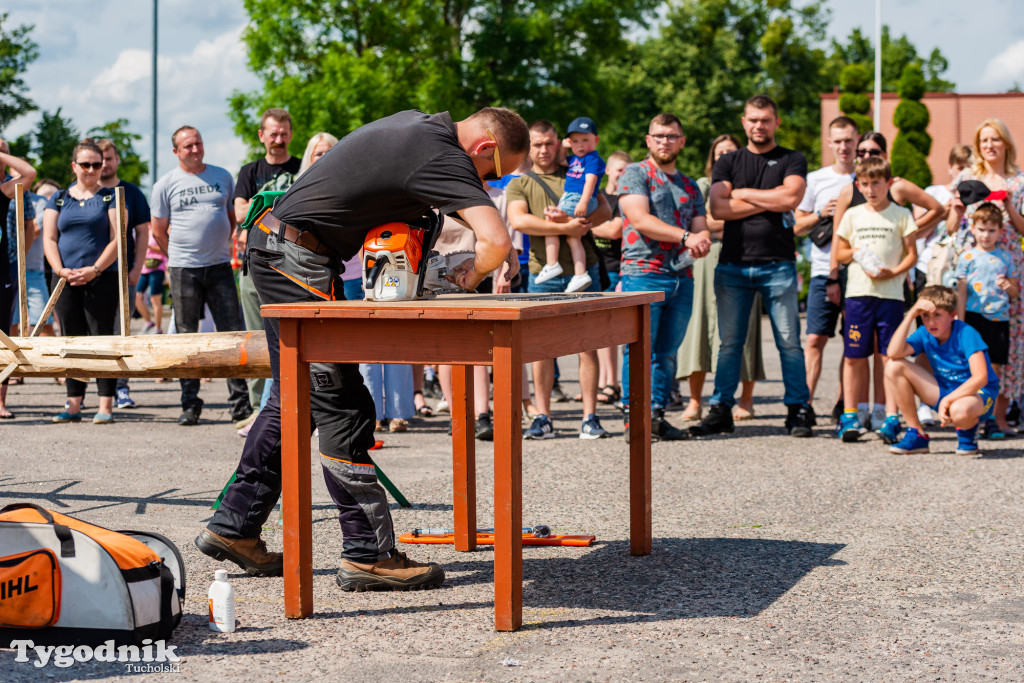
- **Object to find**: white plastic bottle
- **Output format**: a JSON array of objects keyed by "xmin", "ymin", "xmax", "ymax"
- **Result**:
[{"xmin": 208, "ymin": 569, "xmax": 236, "ymax": 632}]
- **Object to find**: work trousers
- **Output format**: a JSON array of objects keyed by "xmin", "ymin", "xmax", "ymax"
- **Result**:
[
  {"xmin": 168, "ymin": 263, "xmax": 251, "ymax": 420},
  {"xmin": 207, "ymin": 226, "xmax": 393, "ymax": 563},
  {"xmin": 52, "ymin": 271, "xmax": 119, "ymax": 398}
]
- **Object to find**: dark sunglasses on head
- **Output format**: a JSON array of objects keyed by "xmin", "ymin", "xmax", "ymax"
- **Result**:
[
  {"xmin": 76, "ymin": 161, "xmax": 103, "ymax": 170},
  {"xmin": 856, "ymin": 148, "xmax": 883, "ymax": 158}
]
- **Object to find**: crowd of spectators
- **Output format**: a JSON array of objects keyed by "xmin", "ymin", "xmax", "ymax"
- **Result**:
[{"xmin": 2, "ymin": 97, "xmax": 1022, "ymax": 455}]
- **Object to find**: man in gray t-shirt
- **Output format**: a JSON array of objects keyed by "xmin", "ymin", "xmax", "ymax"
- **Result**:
[{"xmin": 151, "ymin": 126, "xmax": 252, "ymax": 427}]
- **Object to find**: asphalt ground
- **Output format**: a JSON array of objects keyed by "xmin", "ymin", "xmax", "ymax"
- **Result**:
[{"xmin": 1, "ymin": 315, "xmax": 1023, "ymax": 682}]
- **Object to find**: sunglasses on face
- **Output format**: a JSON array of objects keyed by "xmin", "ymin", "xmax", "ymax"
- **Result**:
[
  {"xmin": 485, "ymin": 128, "xmax": 502, "ymax": 178},
  {"xmin": 76, "ymin": 161, "xmax": 103, "ymax": 170},
  {"xmin": 856, "ymin": 148, "xmax": 883, "ymax": 158}
]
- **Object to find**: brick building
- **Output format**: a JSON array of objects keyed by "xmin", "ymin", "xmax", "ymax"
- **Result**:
[{"xmin": 820, "ymin": 92, "xmax": 1024, "ymax": 184}]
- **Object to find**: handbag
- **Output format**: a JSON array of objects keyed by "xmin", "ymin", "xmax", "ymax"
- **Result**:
[{"xmin": 807, "ymin": 214, "xmax": 834, "ymax": 248}]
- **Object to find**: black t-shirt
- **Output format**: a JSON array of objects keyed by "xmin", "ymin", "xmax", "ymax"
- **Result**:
[
  {"xmin": 233, "ymin": 156, "xmax": 301, "ymax": 201},
  {"xmin": 272, "ymin": 111, "xmax": 493, "ymax": 260},
  {"xmin": 593, "ymin": 191, "xmax": 622, "ymax": 274},
  {"xmin": 712, "ymin": 146, "xmax": 807, "ymax": 264},
  {"xmin": 118, "ymin": 180, "xmax": 151, "ymax": 270}
]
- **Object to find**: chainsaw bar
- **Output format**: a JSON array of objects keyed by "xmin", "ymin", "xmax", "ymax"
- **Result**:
[
  {"xmin": 495, "ymin": 293, "xmax": 603, "ymax": 301},
  {"xmin": 420, "ymin": 250, "xmax": 476, "ymax": 297}
]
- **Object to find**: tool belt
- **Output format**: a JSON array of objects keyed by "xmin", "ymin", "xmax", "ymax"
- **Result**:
[{"xmin": 255, "ymin": 211, "xmax": 338, "ymax": 259}]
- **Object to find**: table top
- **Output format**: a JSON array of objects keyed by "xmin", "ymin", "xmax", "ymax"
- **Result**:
[{"xmin": 262, "ymin": 291, "xmax": 663, "ymax": 321}]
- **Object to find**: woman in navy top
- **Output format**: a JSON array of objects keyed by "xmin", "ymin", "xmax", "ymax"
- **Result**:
[{"xmin": 42, "ymin": 140, "xmax": 120, "ymax": 423}]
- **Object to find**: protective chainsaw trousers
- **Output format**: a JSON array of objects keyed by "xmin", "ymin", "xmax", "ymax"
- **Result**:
[{"xmin": 207, "ymin": 226, "xmax": 396, "ymax": 563}]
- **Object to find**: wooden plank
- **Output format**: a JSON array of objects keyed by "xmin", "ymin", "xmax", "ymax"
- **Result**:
[
  {"xmin": 519, "ymin": 307, "xmax": 643, "ymax": 363},
  {"xmin": 30, "ymin": 277, "xmax": 65, "ymax": 338},
  {"xmin": 0, "ymin": 328, "xmax": 20, "ymax": 353},
  {"xmin": 451, "ymin": 365, "xmax": 476, "ymax": 552},
  {"xmin": 492, "ymin": 321, "xmax": 523, "ymax": 631},
  {"xmin": 115, "ymin": 186, "xmax": 130, "ymax": 336},
  {"xmin": 0, "ymin": 362, "xmax": 18, "ymax": 384},
  {"xmin": 2, "ymin": 331, "xmax": 271, "ymax": 378},
  {"xmin": 280, "ymin": 319, "xmax": 313, "ymax": 618},
  {"xmin": 298, "ymin": 318, "xmax": 496, "ymax": 365},
  {"xmin": 15, "ymin": 183, "xmax": 28, "ymax": 332},
  {"xmin": 261, "ymin": 291, "xmax": 664, "ymax": 322},
  {"xmin": 628, "ymin": 304, "xmax": 653, "ymax": 556}
]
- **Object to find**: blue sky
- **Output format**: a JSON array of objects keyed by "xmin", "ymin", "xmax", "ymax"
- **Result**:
[{"xmin": 6, "ymin": 1, "xmax": 1024, "ymax": 190}]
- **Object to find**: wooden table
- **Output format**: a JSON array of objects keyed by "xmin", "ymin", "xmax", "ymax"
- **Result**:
[{"xmin": 262, "ymin": 292, "xmax": 662, "ymax": 631}]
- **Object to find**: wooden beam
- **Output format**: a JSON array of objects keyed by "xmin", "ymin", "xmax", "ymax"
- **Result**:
[
  {"xmin": 115, "ymin": 186, "xmax": 130, "ymax": 336},
  {"xmin": 0, "ymin": 331, "xmax": 270, "ymax": 379},
  {"xmin": 0, "ymin": 328, "xmax": 20, "ymax": 353},
  {"xmin": 15, "ymin": 183, "xmax": 28, "ymax": 332},
  {"xmin": 30, "ymin": 278, "xmax": 65, "ymax": 338},
  {"xmin": 0, "ymin": 362, "xmax": 17, "ymax": 384}
]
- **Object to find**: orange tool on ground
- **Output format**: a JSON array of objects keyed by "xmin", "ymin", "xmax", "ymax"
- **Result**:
[{"xmin": 399, "ymin": 530, "xmax": 595, "ymax": 547}]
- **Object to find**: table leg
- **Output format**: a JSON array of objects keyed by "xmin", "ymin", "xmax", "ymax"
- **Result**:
[
  {"xmin": 452, "ymin": 364, "xmax": 476, "ymax": 552},
  {"xmin": 628, "ymin": 304, "xmax": 652, "ymax": 556},
  {"xmin": 492, "ymin": 322, "xmax": 523, "ymax": 630},
  {"xmin": 280, "ymin": 319, "xmax": 313, "ymax": 618}
]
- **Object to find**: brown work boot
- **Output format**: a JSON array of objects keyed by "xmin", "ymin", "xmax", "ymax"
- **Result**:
[
  {"xmin": 336, "ymin": 550, "xmax": 445, "ymax": 592},
  {"xmin": 194, "ymin": 529, "xmax": 283, "ymax": 577}
]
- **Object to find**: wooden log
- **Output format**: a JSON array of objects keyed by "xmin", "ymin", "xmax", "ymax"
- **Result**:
[
  {"xmin": 15, "ymin": 183, "xmax": 28, "ymax": 332},
  {"xmin": 31, "ymin": 278, "xmax": 65, "ymax": 338},
  {"xmin": 0, "ymin": 331, "xmax": 271, "ymax": 379},
  {"xmin": 115, "ymin": 186, "xmax": 130, "ymax": 336}
]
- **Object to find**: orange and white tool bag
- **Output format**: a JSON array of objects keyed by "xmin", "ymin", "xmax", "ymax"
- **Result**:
[{"xmin": 0, "ymin": 503, "xmax": 184, "ymax": 646}]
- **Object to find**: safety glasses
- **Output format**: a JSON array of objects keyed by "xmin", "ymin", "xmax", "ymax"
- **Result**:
[{"xmin": 485, "ymin": 128, "xmax": 502, "ymax": 178}]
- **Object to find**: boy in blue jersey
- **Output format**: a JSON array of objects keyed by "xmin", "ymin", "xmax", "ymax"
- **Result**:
[{"xmin": 884, "ymin": 285, "xmax": 1000, "ymax": 455}]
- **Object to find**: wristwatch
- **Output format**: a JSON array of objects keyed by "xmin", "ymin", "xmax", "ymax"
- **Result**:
[
  {"xmin": 825, "ymin": 277, "xmax": 839, "ymax": 286},
  {"xmin": 681, "ymin": 230, "xmax": 690, "ymax": 245}
]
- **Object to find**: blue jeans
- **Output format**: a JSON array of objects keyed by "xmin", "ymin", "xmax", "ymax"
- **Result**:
[
  {"xmin": 360, "ymin": 364, "xmax": 414, "ymax": 420},
  {"xmin": 620, "ymin": 273, "xmax": 694, "ymax": 410},
  {"xmin": 711, "ymin": 262, "xmax": 809, "ymax": 407}
]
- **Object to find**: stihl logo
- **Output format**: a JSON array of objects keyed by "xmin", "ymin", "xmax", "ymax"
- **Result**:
[{"xmin": 1, "ymin": 574, "xmax": 39, "ymax": 600}]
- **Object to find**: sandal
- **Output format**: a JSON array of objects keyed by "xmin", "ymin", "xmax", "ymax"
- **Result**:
[
  {"xmin": 596, "ymin": 385, "xmax": 621, "ymax": 404},
  {"xmin": 732, "ymin": 405, "xmax": 756, "ymax": 421},
  {"xmin": 680, "ymin": 402, "xmax": 702, "ymax": 422},
  {"xmin": 416, "ymin": 404, "xmax": 434, "ymax": 417}
]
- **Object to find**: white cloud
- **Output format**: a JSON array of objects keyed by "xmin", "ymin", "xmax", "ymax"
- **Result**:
[{"xmin": 982, "ymin": 39, "xmax": 1024, "ymax": 89}]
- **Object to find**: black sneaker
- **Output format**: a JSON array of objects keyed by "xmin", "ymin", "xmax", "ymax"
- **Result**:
[
  {"xmin": 178, "ymin": 405, "xmax": 201, "ymax": 426},
  {"xmin": 689, "ymin": 403, "xmax": 734, "ymax": 437},
  {"xmin": 785, "ymin": 404, "xmax": 815, "ymax": 438},
  {"xmin": 475, "ymin": 413, "xmax": 493, "ymax": 441},
  {"xmin": 550, "ymin": 382, "xmax": 570, "ymax": 403},
  {"xmin": 831, "ymin": 399, "xmax": 844, "ymax": 424},
  {"xmin": 653, "ymin": 409, "xmax": 689, "ymax": 441}
]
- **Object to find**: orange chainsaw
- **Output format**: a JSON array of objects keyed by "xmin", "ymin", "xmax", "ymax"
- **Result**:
[{"xmin": 362, "ymin": 212, "xmax": 474, "ymax": 301}]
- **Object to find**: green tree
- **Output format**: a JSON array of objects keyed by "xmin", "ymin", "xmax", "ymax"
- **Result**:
[
  {"xmin": 891, "ymin": 63, "xmax": 932, "ymax": 188},
  {"xmin": 0, "ymin": 13, "xmax": 39, "ymax": 130},
  {"xmin": 87, "ymin": 119, "xmax": 149, "ymax": 185},
  {"xmin": 230, "ymin": 0, "xmax": 659, "ymax": 159},
  {"xmin": 23, "ymin": 108, "xmax": 80, "ymax": 187},
  {"xmin": 826, "ymin": 26, "xmax": 954, "ymax": 93},
  {"xmin": 598, "ymin": 0, "xmax": 832, "ymax": 174},
  {"xmin": 838, "ymin": 63, "xmax": 872, "ymax": 134}
]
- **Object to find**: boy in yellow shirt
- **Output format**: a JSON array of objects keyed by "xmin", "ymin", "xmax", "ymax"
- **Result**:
[{"xmin": 834, "ymin": 157, "xmax": 918, "ymax": 442}]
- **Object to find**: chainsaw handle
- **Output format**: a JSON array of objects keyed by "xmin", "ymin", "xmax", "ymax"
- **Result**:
[{"xmin": 363, "ymin": 252, "xmax": 392, "ymax": 290}]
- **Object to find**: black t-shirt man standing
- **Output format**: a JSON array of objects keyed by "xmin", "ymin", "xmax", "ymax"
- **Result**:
[
  {"xmin": 691, "ymin": 94, "xmax": 815, "ymax": 439},
  {"xmin": 198, "ymin": 107, "xmax": 529, "ymax": 591}
]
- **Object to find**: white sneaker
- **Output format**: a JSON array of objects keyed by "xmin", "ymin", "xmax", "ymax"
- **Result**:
[
  {"xmin": 871, "ymin": 405, "xmax": 886, "ymax": 431},
  {"xmin": 435, "ymin": 399, "xmax": 450, "ymax": 413},
  {"xmin": 917, "ymin": 403, "xmax": 938, "ymax": 427},
  {"xmin": 534, "ymin": 263, "xmax": 563, "ymax": 284},
  {"xmin": 565, "ymin": 273, "xmax": 592, "ymax": 293}
]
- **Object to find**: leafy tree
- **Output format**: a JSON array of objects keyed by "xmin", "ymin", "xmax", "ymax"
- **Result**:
[
  {"xmin": 891, "ymin": 63, "xmax": 932, "ymax": 188},
  {"xmin": 838, "ymin": 64, "xmax": 872, "ymax": 134},
  {"xmin": 0, "ymin": 13, "xmax": 39, "ymax": 131},
  {"xmin": 598, "ymin": 0, "xmax": 832, "ymax": 174},
  {"xmin": 87, "ymin": 119, "xmax": 149, "ymax": 185},
  {"xmin": 22, "ymin": 109, "xmax": 80, "ymax": 187},
  {"xmin": 826, "ymin": 26, "xmax": 954, "ymax": 93},
  {"xmin": 230, "ymin": 0, "xmax": 659, "ymax": 160}
]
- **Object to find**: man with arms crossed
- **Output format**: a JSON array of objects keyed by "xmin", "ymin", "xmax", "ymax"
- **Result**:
[{"xmin": 691, "ymin": 94, "xmax": 814, "ymax": 438}]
